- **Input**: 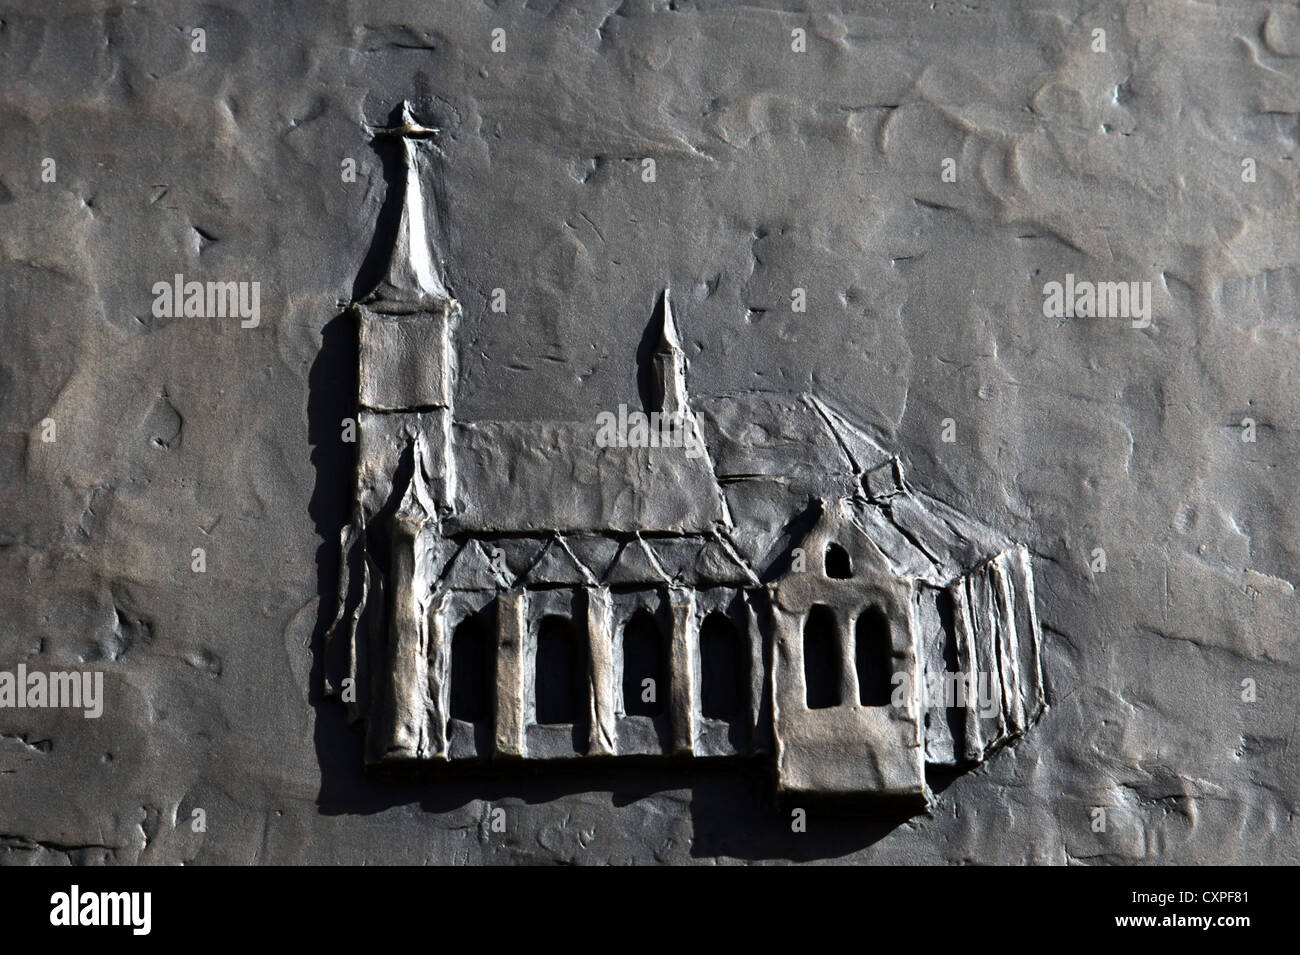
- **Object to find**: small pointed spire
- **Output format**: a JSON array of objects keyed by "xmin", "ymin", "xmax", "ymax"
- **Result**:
[
  {"xmin": 655, "ymin": 288, "xmax": 681, "ymax": 352},
  {"xmin": 649, "ymin": 288, "xmax": 690, "ymax": 415},
  {"xmin": 359, "ymin": 101, "xmax": 450, "ymax": 312}
]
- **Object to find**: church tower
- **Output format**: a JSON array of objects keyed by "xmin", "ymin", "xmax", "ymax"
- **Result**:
[
  {"xmin": 353, "ymin": 101, "xmax": 459, "ymax": 511},
  {"xmin": 352, "ymin": 101, "xmax": 460, "ymax": 761}
]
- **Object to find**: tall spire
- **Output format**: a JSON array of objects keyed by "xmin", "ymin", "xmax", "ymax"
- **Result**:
[{"xmin": 360, "ymin": 101, "xmax": 450, "ymax": 312}]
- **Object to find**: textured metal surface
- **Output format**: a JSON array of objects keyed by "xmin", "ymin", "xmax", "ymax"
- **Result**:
[{"xmin": 1, "ymin": 1, "xmax": 1296, "ymax": 864}]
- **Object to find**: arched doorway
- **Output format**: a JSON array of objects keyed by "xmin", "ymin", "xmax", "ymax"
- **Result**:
[
  {"xmin": 534, "ymin": 614, "xmax": 586, "ymax": 726},
  {"xmin": 700, "ymin": 612, "xmax": 748, "ymax": 724},
  {"xmin": 621, "ymin": 608, "xmax": 668, "ymax": 717},
  {"xmin": 449, "ymin": 611, "xmax": 494, "ymax": 724}
]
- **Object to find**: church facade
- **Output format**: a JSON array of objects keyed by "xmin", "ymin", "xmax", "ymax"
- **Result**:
[{"xmin": 325, "ymin": 103, "xmax": 1045, "ymax": 801}]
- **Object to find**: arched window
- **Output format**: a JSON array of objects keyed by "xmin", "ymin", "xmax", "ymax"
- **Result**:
[
  {"xmin": 803, "ymin": 605, "xmax": 841, "ymax": 709},
  {"xmin": 825, "ymin": 542, "xmax": 852, "ymax": 579},
  {"xmin": 450, "ymin": 611, "xmax": 494, "ymax": 723},
  {"xmin": 700, "ymin": 612, "xmax": 747, "ymax": 722},
  {"xmin": 534, "ymin": 615, "xmax": 585, "ymax": 725},
  {"xmin": 621, "ymin": 609, "xmax": 668, "ymax": 717},
  {"xmin": 855, "ymin": 606, "xmax": 892, "ymax": 707}
]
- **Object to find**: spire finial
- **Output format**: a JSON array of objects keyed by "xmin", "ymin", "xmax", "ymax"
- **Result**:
[{"xmin": 369, "ymin": 100, "xmax": 440, "ymax": 142}]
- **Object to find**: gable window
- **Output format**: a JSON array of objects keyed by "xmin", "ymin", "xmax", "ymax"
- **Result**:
[{"xmin": 825, "ymin": 542, "xmax": 852, "ymax": 579}]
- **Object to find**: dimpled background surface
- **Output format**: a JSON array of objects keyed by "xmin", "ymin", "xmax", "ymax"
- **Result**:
[{"xmin": 0, "ymin": 0, "xmax": 1297, "ymax": 864}]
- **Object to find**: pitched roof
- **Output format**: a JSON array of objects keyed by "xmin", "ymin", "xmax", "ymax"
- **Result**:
[{"xmin": 446, "ymin": 420, "xmax": 727, "ymax": 535}]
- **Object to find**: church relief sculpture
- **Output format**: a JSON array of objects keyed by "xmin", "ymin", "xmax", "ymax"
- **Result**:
[{"xmin": 324, "ymin": 103, "xmax": 1046, "ymax": 802}]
